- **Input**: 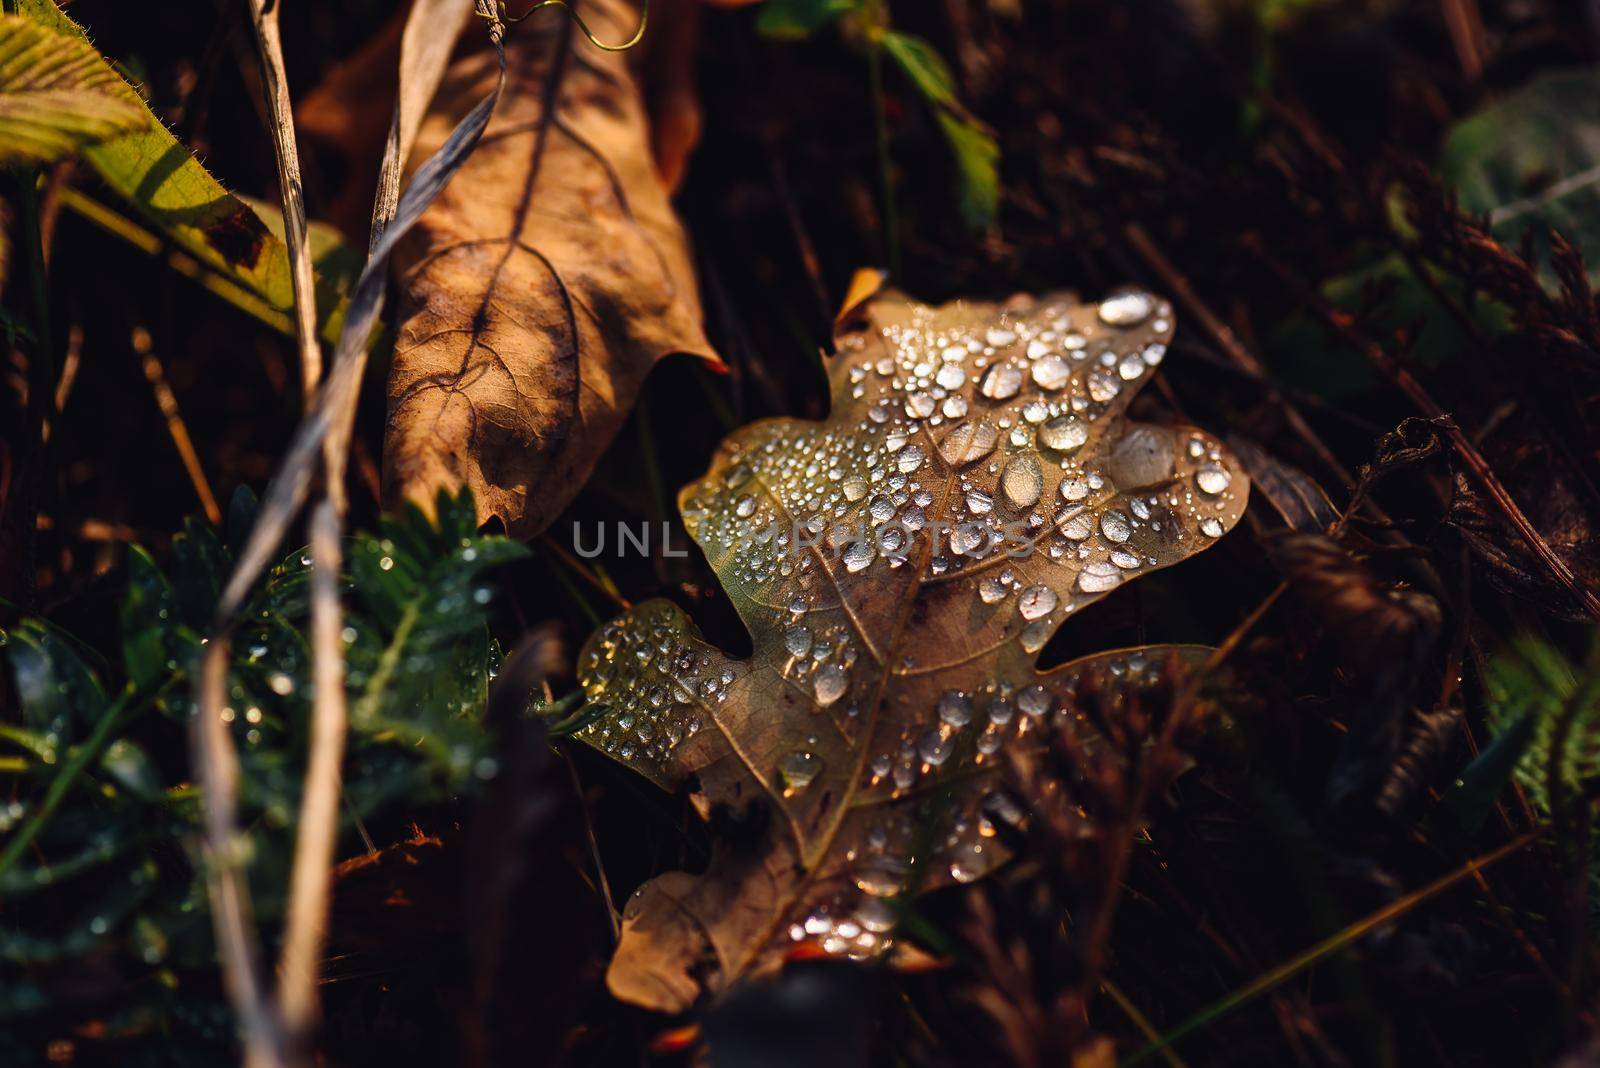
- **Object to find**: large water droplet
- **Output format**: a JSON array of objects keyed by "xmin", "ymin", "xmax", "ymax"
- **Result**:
[
  {"xmin": 1087, "ymin": 370, "xmax": 1121, "ymax": 403},
  {"xmin": 980, "ymin": 362, "xmax": 1022, "ymax": 400},
  {"xmin": 938, "ymin": 691, "xmax": 973, "ymax": 727},
  {"xmin": 918, "ymin": 729, "xmax": 953, "ymax": 766},
  {"xmin": 855, "ymin": 855, "xmax": 911, "ymax": 897},
  {"xmin": 1100, "ymin": 510, "xmax": 1132, "ymax": 543},
  {"xmin": 784, "ymin": 625, "xmax": 813, "ymax": 657},
  {"xmin": 938, "ymin": 421, "xmax": 998, "ymax": 467},
  {"xmin": 1018, "ymin": 584, "xmax": 1058, "ymax": 620},
  {"xmin": 843, "ymin": 540, "xmax": 876, "ymax": 572},
  {"xmin": 1099, "ymin": 288, "xmax": 1155, "ymax": 327},
  {"xmin": 1002, "ymin": 453, "xmax": 1043, "ymax": 509},
  {"xmin": 978, "ymin": 575, "xmax": 1008, "ymax": 603},
  {"xmin": 897, "ymin": 444, "xmax": 925, "ymax": 474},
  {"xmin": 857, "ymin": 896, "xmax": 897, "ymax": 932},
  {"xmin": 1031, "ymin": 355, "xmax": 1071, "ymax": 391},
  {"xmin": 1078, "ymin": 560, "xmax": 1122, "ymax": 592},
  {"xmin": 815, "ymin": 664, "xmax": 848, "ymax": 705},
  {"xmin": 1108, "ymin": 425, "xmax": 1175, "ymax": 488},
  {"xmin": 1196, "ymin": 464, "xmax": 1232, "ymax": 495},
  {"xmin": 1039, "ymin": 416, "xmax": 1088, "ymax": 452},
  {"xmin": 1020, "ymin": 620, "xmax": 1051, "ymax": 652},
  {"xmin": 1017, "ymin": 685, "xmax": 1053, "ymax": 716},
  {"xmin": 779, "ymin": 751, "xmax": 822, "ymax": 791}
]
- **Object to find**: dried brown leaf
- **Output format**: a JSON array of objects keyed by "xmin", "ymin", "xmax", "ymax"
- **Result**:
[
  {"xmin": 575, "ymin": 279, "xmax": 1250, "ymax": 1011},
  {"xmin": 385, "ymin": 0, "xmax": 718, "ymax": 536}
]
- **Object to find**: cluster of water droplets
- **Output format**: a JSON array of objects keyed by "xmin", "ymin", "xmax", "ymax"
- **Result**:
[
  {"xmin": 579, "ymin": 605, "xmax": 738, "ymax": 778},
  {"xmin": 784, "ymin": 649, "xmax": 1168, "ymax": 961},
  {"xmin": 577, "ymin": 286, "xmax": 1246, "ymax": 974}
]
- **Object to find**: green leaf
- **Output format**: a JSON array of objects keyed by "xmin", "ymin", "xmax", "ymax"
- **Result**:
[
  {"xmin": 881, "ymin": 30, "xmax": 957, "ymax": 110},
  {"xmin": 226, "ymin": 483, "xmax": 260, "ymax": 554},
  {"xmin": 120, "ymin": 545, "xmax": 181, "ymax": 690},
  {"xmin": 1436, "ymin": 710, "xmax": 1538, "ymax": 834},
  {"xmin": 100, "ymin": 738, "xmax": 163, "ymax": 801},
  {"xmin": 756, "ymin": 0, "xmax": 856, "ymax": 39},
  {"xmin": 1441, "ymin": 67, "xmax": 1600, "ymax": 286},
  {"xmin": 936, "ymin": 110, "xmax": 999, "ymax": 230},
  {"xmin": 241, "ymin": 194, "xmax": 362, "ymax": 301},
  {"xmin": 13, "ymin": 0, "xmax": 347, "ymax": 346},
  {"xmin": 880, "ymin": 30, "xmax": 998, "ymax": 230},
  {"xmin": 1482, "ymin": 633, "xmax": 1600, "ymax": 816},
  {"xmin": 0, "ymin": 15, "xmax": 147, "ymax": 165},
  {"xmin": 5, "ymin": 619, "xmax": 106, "ymax": 743},
  {"xmin": 167, "ymin": 515, "xmax": 231, "ymax": 631}
]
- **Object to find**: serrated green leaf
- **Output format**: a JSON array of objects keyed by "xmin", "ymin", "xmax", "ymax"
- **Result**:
[
  {"xmin": 756, "ymin": 0, "xmax": 856, "ymax": 39},
  {"xmin": 13, "ymin": 0, "xmax": 348, "ymax": 346},
  {"xmin": 240, "ymin": 194, "xmax": 362, "ymax": 300},
  {"xmin": 0, "ymin": 15, "xmax": 147, "ymax": 165}
]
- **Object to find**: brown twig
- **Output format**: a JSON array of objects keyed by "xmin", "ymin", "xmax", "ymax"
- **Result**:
[
  {"xmin": 133, "ymin": 326, "xmax": 222, "ymax": 526},
  {"xmin": 1123, "ymin": 224, "xmax": 1355, "ymax": 489},
  {"xmin": 246, "ymin": 0, "xmax": 322, "ymax": 401},
  {"xmin": 1438, "ymin": 0, "xmax": 1486, "ymax": 84},
  {"xmin": 1245, "ymin": 236, "xmax": 1600, "ymax": 619}
]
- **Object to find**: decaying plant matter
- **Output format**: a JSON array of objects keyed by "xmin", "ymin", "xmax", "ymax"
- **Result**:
[{"xmin": 386, "ymin": 0, "xmax": 719, "ymax": 538}]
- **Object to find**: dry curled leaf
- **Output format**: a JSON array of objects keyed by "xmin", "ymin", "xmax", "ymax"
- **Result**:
[
  {"xmin": 575, "ymin": 279, "xmax": 1251, "ymax": 1012},
  {"xmin": 385, "ymin": 0, "xmax": 718, "ymax": 536}
]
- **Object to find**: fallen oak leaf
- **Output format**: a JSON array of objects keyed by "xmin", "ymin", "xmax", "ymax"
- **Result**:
[
  {"xmin": 574, "ymin": 278, "xmax": 1250, "ymax": 1011},
  {"xmin": 385, "ymin": 0, "xmax": 720, "ymax": 537}
]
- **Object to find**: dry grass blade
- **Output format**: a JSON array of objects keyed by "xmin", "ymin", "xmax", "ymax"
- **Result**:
[
  {"xmin": 133, "ymin": 325, "xmax": 221, "ymax": 525},
  {"xmin": 245, "ymin": 0, "xmax": 321, "ymax": 398},
  {"xmin": 1124, "ymin": 830, "xmax": 1542, "ymax": 1065},
  {"xmin": 367, "ymin": 0, "xmax": 477, "ymax": 249},
  {"xmin": 191, "ymin": 4, "xmax": 508, "ymax": 1064},
  {"xmin": 242, "ymin": 2, "xmax": 354, "ymax": 1045},
  {"xmin": 193, "ymin": 639, "xmax": 285, "ymax": 1068},
  {"xmin": 278, "ymin": 500, "xmax": 348, "ymax": 1043}
]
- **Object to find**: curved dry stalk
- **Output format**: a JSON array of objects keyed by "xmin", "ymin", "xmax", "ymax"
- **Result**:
[
  {"xmin": 194, "ymin": 637, "xmax": 284, "ymax": 1068},
  {"xmin": 192, "ymin": 3, "xmax": 505, "ymax": 1064},
  {"xmin": 278, "ymin": 499, "xmax": 348, "ymax": 1041}
]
